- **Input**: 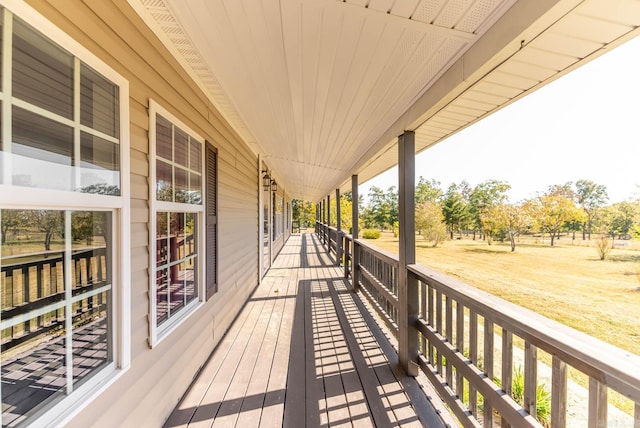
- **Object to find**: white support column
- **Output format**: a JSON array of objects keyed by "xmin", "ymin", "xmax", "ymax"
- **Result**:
[{"xmin": 398, "ymin": 131, "xmax": 418, "ymax": 376}]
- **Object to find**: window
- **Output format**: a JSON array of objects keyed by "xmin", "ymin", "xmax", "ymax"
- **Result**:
[
  {"xmin": 0, "ymin": 3, "xmax": 129, "ymax": 427},
  {"xmin": 150, "ymin": 101, "xmax": 206, "ymax": 344}
]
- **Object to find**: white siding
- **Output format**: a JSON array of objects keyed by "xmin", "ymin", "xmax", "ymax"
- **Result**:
[{"xmin": 21, "ymin": 1, "xmax": 262, "ymax": 426}]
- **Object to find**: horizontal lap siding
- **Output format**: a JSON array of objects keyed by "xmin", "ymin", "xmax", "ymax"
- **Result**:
[{"xmin": 25, "ymin": 1, "xmax": 259, "ymax": 427}]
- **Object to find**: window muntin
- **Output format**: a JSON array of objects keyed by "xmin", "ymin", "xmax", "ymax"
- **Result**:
[
  {"xmin": 2, "ymin": 16, "xmax": 121, "ymax": 194},
  {"xmin": 150, "ymin": 101, "xmax": 204, "ymax": 342},
  {"xmin": 1, "ymin": 209, "xmax": 113, "ymax": 427}
]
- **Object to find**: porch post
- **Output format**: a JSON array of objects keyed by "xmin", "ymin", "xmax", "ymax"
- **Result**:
[
  {"xmin": 351, "ymin": 175, "xmax": 360, "ymax": 291},
  {"xmin": 326, "ymin": 195, "xmax": 331, "ymax": 253},
  {"xmin": 336, "ymin": 188, "xmax": 342, "ymax": 266},
  {"xmin": 398, "ymin": 131, "xmax": 418, "ymax": 376}
]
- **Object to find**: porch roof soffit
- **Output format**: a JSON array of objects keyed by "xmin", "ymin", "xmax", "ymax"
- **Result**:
[{"xmin": 128, "ymin": 0, "xmax": 640, "ymax": 202}]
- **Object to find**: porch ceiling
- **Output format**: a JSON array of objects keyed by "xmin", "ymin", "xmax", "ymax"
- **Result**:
[{"xmin": 129, "ymin": 0, "xmax": 640, "ymax": 201}]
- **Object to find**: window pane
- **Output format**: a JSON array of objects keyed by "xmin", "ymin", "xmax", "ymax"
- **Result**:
[
  {"xmin": 156, "ymin": 212, "xmax": 169, "ymax": 268},
  {"xmin": 12, "ymin": 18, "xmax": 73, "ymax": 119},
  {"xmin": 189, "ymin": 139, "xmax": 201, "ymax": 173},
  {"xmin": 1, "ymin": 313, "xmax": 67, "ymax": 427},
  {"xmin": 170, "ymin": 212, "xmax": 185, "ymax": 263},
  {"xmin": 184, "ymin": 257, "xmax": 197, "ymax": 305},
  {"xmin": 156, "ymin": 160, "xmax": 173, "ymax": 201},
  {"xmin": 175, "ymin": 168, "xmax": 188, "ymax": 203},
  {"xmin": 156, "ymin": 268, "xmax": 169, "ymax": 324},
  {"xmin": 174, "ymin": 127, "xmax": 188, "ymax": 167},
  {"xmin": 185, "ymin": 213, "xmax": 196, "ymax": 258},
  {"xmin": 156, "ymin": 115, "xmax": 172, "ymax": 160},
  {"xmin": 80, "ymin": 132, "xmax": 120, "ymax": 195},
  {"xmin": 12, "ymin": 107, "xmax": 73, "ymax": 191},
  {"xmin": 169, "ymin": 262, "xmax": 187, "ymax": 316},
  {"xmin": 81, "ymin": 64, "xmax": 119, "ymax": 138},
  {"xmin": 70, "ymin": 211, "xmax": 112, "ymax": 388},
  {"xmin": 189, "ymin": 173, "xmax": 201, "ymax": 205}
]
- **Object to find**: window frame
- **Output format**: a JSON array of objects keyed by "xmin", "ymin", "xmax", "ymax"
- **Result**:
[
  {"xmin": 148, "ymin": 100, "xmax": 206, "ymax": 347},
  {"xmin": 0, "ymin": 1, "xmax": 131, "ymax": 426}
]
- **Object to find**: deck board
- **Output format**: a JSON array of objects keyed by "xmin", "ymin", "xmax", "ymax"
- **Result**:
[{"xmin": 165, "ymin": 234, "xmax": 447, "ymax": 428}]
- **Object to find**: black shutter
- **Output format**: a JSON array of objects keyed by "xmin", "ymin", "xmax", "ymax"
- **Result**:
[{"xmin": 205, "ymin": 142, "xmax": 218, "ymax": 299}]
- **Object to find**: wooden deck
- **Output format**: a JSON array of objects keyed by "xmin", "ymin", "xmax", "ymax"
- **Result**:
[{"xmin": 165, "ymin": 233, "xmax": 448, "ymax": 428}]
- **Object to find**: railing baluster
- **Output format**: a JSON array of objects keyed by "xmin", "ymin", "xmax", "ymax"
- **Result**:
[
  {"xmin": 588, "ymin": 377, "xmax": 607, "ymax": 428},
  {"xmin": 420, "ymin": 281, "xmax": 426, "ymax": 355},
  {"xmin": 428, "ymin": 285, "xmax": 434, "ymax": 365},
  {"xmin": 436, "ymin": 290, "xmax": 443, "ymax": 375},
  {"xmin": 634, "ymin": 403, "xmax": 639, "ymax": 428},
  {"xmin": 551, "ymin": 356, "xmax": 567, "ymax": 428},
  {"xmin": 469, "ymin": 309, "xmax": 478, "ymax": 416},
  {"xmin": 524, "ymin": 341, "xmax": 537, "ymax": 418},
  {"xmin": 484, "ymin": 318, "xmax": 494, "ymax": 428},
  {"xmin": 501, "ymin": 329, "xmax": 513, "ymax": 428},
  {"xmin": 446, "ymin": 296, "xmax": 453, "ymax": 387},
  {"xmin": 456, "ymin": 302, "xmax": 464, "ymax": 399}
]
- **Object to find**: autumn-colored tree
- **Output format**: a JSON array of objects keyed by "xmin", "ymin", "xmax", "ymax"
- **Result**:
[
  {"xmin": 469, "ymin": 180, "xmax": 510, "ymax": 241},
  {"xmin": 574, "ymin": 180, "xmax": 608, "ymax": 240},
  {"xmin": 415, "ymin": 201, "xmax": 447, "ymax": 247},
  {"xmin": 526, "ymin": 189, "xmax": 585, "ymax": 246},
  {"xmin": 485, "ymin": 203, "xmax": 530, "ymax": 251}
]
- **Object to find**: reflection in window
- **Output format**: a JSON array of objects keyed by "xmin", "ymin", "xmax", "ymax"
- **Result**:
[
  {"xmin": 155, "ymin": 211, "xmax": 198, "ymax": 327},
  {"xmin": 154, "ymin": 114, "xmax": 202, "ymax": 204},
  {"xmin": 1, "ymin": 17, "xmax": 120, "ymax": 193},
  {"xmin": 1, "ymin": 210, "xmax": 113, "ymax": 427}
]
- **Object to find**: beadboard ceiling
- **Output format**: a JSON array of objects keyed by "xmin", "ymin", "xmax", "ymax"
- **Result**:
[{"xmin": 129, "ymin": 0, "xmax": 640, "ymax": 201}]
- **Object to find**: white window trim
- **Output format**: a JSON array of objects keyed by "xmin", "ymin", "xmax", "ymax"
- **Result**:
[
  {"xmin": 148, "ymin": 99, "xmax": 206, "ymax": 347},
  {"xmin": 0, "ymin": 1, "xmax": 131, "ymax": 425}
]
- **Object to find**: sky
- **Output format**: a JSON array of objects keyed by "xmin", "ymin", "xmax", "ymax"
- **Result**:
[{"xmin": 361, "ymin": 35, "xmax": 640, "ymax": 205}]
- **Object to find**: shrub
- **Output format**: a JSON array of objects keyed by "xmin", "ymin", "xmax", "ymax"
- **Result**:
[
  {"xmin": 595, "ymin": 235, "xmax": 611, "ymax": 260},
  {"xmin": 510, "ymin": 366, "xmax": 552, "ymax": 427},
  {"xmin": 362, "ymin": 229, "xmax": 381, "ymax": 239}
]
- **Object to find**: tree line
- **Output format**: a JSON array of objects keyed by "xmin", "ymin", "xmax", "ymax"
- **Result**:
[{"xmin": 294, "ymin": 178, "xmax": 640, "ymax": 252}]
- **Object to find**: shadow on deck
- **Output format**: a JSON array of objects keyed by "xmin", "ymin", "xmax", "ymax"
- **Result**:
[{"xmin": 164, "ymin": 233, "xmax": 448, "ymax": 428}]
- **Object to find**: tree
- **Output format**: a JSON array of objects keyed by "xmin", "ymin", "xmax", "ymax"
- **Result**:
[
  {"xmin": 575, "ymin": 180, "xmax": 608, "ymax": 240},
  {"xmin": 415, "ymin": 201, "xmax": 447, "ymax": 247},
  {"xmin": 602, "ymin": 202, "xmax": 636, "ymax": 241},
  {"xmin": 292, "ymin": 200, "xmax": 316, "ymax": 228},
  {"xmin": 29, "ymin": 210, "xmax": 64, "ymax": 254},
  {"xmin": 469, "ymin": 180, "xmax": 511, "ymax": 241},
  {"xmin": 339, "ymin": 194, "xmax": 353, "ymax": 232},
  {"xmin": 527, "ymin": 189, "xmax": 585, "ymax": 246},
  {"xmin": 1, "ymin": 210, "xmax": 25, "ymax": 245},
  {"xmin": 415, "ymin": 177, "xmax": 442, "ymax": 205},
  {"xmin": 365, "ymin": 186, "xmax": 398, "ymax": 230},
  {"xmin": 485, "ymin": 203, "xmax": 530, "ymax": 251},
  {"xmin": 441, "ymin": 183, "xmax": 469, "ymax": 239}
]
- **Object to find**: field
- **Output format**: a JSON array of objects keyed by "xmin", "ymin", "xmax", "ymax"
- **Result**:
[{"xmin": 363, "ymin": 232, "xmax": 640, "ymax": 357}]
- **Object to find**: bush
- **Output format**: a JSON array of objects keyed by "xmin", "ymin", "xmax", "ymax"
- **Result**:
[
  {"xmin": 595, "ymin": 235, "xmax": 611, "ymax": 260},
  {"xmin": 362, "ymin": 229, "xmax": 381, "ymax": 239},
  {"xmin": 510, "ymin": 366, "xmax": 551, "ymax": 427}
]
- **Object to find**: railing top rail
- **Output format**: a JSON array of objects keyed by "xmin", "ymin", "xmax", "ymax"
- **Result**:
[
  {"xmin": 407, "ymin": 263, "xmax": 640, "ymax": 403},
  {"xmin": 355, "ymin": 239, "xmax": 399, "ymax": 268}
]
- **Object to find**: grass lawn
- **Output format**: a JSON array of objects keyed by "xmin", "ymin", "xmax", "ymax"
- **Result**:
[
  {"xmin": 363, "ymin": 232, "xmax": 640, "ymax": 414},
  {"xmin": 363, "ymin": 232, "xmax": 640, "ymax": 356}
]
